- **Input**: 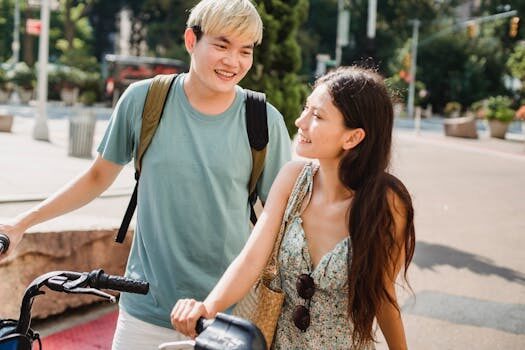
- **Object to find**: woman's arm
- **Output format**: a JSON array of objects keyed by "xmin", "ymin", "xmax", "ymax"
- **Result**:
[
  {"xmin": 376, "ymin": 191, "xmax": 409, "ymax": 350},
  {"xmin": 171, "ymin": 161, "xmax": 306, "ymax": 336}
]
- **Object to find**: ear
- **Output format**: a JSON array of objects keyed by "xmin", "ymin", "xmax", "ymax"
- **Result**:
[
  {"xmin": 184, "ymin": 27, "xmax": 197, "ymax": 53},
  {"xmin": 342, "ymin": 128, "xmax": 365, "ymax": 150}
]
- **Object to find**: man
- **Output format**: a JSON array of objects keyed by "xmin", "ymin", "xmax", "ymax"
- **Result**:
[{"xmin": 0, "ymin": 0, "xmax": 291, "ymax": 348}]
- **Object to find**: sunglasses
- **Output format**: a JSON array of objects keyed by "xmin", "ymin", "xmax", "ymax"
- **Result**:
[{"xmin": 293, "ymin": 273, "xmax": 315, "ymax": 332}]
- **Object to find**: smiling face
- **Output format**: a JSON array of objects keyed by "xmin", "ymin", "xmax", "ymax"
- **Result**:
[
  {"xmin": 185, "ymin": 28, "xmax": 254, "ymax": 95},
  {"xmin": 295, "ymin": 84, "xmax": 365, "ymax": 160}
]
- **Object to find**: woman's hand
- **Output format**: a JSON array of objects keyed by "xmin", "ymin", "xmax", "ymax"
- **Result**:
[{"xmin": 170, "ymin": 299, "xmax": 214, "ymax": 338}]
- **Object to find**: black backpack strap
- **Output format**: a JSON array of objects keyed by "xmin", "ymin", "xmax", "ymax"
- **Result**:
[
  {"xmin": 245, "ymin": 89, "xmax": 268, "ymax": 225},
  {"xmin": 116, "ymin": 74, "xmax": 177, "ymax": 243}
]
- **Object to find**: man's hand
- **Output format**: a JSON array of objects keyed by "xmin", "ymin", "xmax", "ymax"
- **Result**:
[{"xmin": 0, "ymin": 220, "xmax": 26, "ymax": 260}]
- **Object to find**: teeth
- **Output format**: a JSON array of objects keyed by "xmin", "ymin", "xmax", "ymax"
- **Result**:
[
  {"xmin": 215, "ymin": 69, "xmax": 235, "ymax": 78},
  {"xmin": 299, "ymin": 135, "xmax": 311, "ymax": 143}
]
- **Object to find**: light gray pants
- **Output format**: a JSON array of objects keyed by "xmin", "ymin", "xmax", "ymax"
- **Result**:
[{"xmin": 112, "ymin": 309, "xmax": 190, "ymax": 350}]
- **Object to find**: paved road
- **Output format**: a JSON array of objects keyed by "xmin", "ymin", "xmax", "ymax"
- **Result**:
[{"xmin": 1, "ymin": 105, "xmax": 524, "ymax": 349}]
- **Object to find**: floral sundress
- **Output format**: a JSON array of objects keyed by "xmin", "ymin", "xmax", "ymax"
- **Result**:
[{"xmin": 270, "ymin": 163, "xmax": 374, "ymax": 350}]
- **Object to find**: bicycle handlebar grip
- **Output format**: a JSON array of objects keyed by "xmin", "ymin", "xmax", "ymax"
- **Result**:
[
  {"xmin": 0, "ymin": 233, "xmax": 10, "ymax": 255},
  {"xmin": 195, "ymin": 317, "xmax": 213, "ymax": 334},
  {"xmin": 88, "ymin": 269, "xmax": 149, "ymax": 295}
]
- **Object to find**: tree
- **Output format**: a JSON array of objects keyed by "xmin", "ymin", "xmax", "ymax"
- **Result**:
[
  {"xmin": 244, "ymin": 0, "xmax": 310, "ymax": 136},
  {"xmin": 53, "ymin": 0, "xmax": 98, "ymax": 72},
  {"xmin": 298, "ymin": 0, "xmax": 460, "ymax": 76},
  {"xmin": 394, "ymin": 20, "xmax": 509, "ymax": 112},
  {"xmin": 88, "ymin": 1, "xmax": 124, "ymax": 61},
  {"xmin": 507, "ymin": 44, "xmax": 525, "ymax": 97},
  {"xmin": 0, "ymin": 0, "xmax": 14, "ymax": 62}
]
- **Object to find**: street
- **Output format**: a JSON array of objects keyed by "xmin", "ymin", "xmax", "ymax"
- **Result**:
[{"xmin": 1, "ymin": 109, "xmax": 524, "ymax": 349}]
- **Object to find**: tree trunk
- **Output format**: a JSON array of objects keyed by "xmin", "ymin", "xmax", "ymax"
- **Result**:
[{"xmin": 64, "ymin": 0, "xmax": 75, "ymax": 50}]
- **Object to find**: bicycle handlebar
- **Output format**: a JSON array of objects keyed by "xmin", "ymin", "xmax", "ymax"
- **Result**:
[
  {"xmin": 88, "ymin": 269, "xmax": 149, "ymax": 295},
  {"xmin": 0, "ymin": 233, "xmax": 10, "ymax": 255},
  {"xmin": 14, "ymin": 269, "xmax": 149, "ymax": 337}
]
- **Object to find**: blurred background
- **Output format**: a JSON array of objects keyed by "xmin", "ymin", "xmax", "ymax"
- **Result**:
[{"xmin": 0, "ymin": 1, "xmax": 524, "ymax": 349}]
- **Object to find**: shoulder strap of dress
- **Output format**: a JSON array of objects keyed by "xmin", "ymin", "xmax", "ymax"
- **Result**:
[
  {"xmin": 261, "ymin": 162, "xmax": 317, "ymax": 283},
  {"xmin": 283, "ymin": 162, "xmax": 317, "ymax": 222}
]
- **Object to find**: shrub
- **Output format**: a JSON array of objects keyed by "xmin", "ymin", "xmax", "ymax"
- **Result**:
[
  {"xmin": 486, "ymin": 96, "xmax": 515, "ymax": 122},
  {"xmin": 444, "ymin": 101, "xmax": 461, "ymax": 117}
]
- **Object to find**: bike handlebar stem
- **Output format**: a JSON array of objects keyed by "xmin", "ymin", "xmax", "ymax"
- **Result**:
[{"xmin": 14, "ymin": 270, "xmax": 149, "ymax": 336}]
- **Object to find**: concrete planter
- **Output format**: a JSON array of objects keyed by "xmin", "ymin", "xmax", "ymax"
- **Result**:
[
  {"xmin": 488, "ymin": 119, "xmax": 509, "ymax": 139},
  {"xmin": 0, "ymin": 89, "xmax": 11, "ymax": 104},
  {"xmin": 16, "ymin": 87, "xmax": 33, "ymax": 104},
  {"xmin": 0, "ymin": 114, "xmax": 14, "ymax": 132},
  {"xmin": 443, "ymin": 115, "xmax": 478, "ymax": 139},
  {"xmin": 60, "ymin": 87, "xmax": 79, "ymax": 106}
]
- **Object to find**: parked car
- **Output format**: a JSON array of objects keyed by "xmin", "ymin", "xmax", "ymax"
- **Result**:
[{"xmin": 103, "ymin": 54, "xmax": 187, "ymax": 106}]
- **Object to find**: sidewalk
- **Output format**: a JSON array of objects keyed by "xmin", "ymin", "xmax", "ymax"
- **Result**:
[{"xmin": 1, "ymin": 113, "xmax": 524, "ymax": 349}]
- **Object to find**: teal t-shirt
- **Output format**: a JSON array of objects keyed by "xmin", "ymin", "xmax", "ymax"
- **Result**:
[{"xmin": 97, "ymin": 74, "xmax": 291, "ymax": 328}]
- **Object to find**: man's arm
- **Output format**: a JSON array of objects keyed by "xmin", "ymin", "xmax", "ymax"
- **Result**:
[{"xmin": 0, "ymin": 155, "xmax": 123, "ymax": 259}]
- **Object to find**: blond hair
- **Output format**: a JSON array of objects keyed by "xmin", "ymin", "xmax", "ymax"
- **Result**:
[{"xmin": 187, "ymin": 0, "xmax": 263, "ymax": 45}]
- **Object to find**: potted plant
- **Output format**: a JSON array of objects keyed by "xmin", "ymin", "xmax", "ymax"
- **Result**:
[
  {"xmin": 0, "ymin": 66, "xmax": 12, "ymax": 104},
  {"xmin": 444, "ymin": 101, "xmax": 461, "ymax": 118},
  {"xmin": 442, "ymin": 101, "xmax": 478, "ymax": 138},
  {"xmin": 57, "ymin": 66, "xmax": 86, "ymax": 106},
  {"xmin": 485, "ymin": 96, "xmax": 515, "ymax": 139},
  {"xmin": 8, "ymin": 62, "xmax": 36, "ymax": 104}
]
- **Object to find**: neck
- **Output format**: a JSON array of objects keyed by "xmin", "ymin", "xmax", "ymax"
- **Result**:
[
  {"xmin": 316, "ymin": 158, "xmax": 353, "ymax": 204},
  {"xmin": 183, "ymin": 71, "xmax": 236, "ymax": 115}
]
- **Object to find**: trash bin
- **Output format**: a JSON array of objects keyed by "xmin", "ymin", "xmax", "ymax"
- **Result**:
[{"xmin": 68, "ymin": 111, "xmax": 96, "ymax": 158}]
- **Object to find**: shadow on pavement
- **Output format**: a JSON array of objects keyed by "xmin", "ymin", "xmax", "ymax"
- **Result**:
[
  {"xmin": 413, "ymin": 241, "xmax": 525, "ymax": 284},
  {"xmin": 402, "ymin": 290, "xmax": 525, "ymax": 334}
]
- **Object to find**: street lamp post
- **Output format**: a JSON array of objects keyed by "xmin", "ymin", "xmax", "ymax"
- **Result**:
[
  {"xmin": 407, "ymin": 19, "xmax": 420, "ymax": 120},
  {"xmin": 366, "ymin": 0, "xmax": 377, "ymax": 59},
  {"xmin": 11, "ymin": 0, "xmax": 20, "ymax": 64},
  {"xmin": 33, "ymin": 0, "xmax": 50, "ymax": 141},
  {"xmin": 335, "ymin": 0, "xmax": 350, "ymax": 67}
]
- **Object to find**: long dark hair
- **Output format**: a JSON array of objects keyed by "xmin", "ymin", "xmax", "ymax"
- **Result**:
[{"xmin": 315, "ymin": 66, "xmax": 415, "ymax": 347}]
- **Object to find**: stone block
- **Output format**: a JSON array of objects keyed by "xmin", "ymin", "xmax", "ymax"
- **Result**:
[
  {"xmin": 0, "ymin": 114, "xmax": 14, "ymax": 132},
  {"xmin": 0, "ymin": 227, "xmax": 132, "ymax": 320},
  {"xmin": 443, "ymin": 115, "xmax": 478, "ymax": 139}
]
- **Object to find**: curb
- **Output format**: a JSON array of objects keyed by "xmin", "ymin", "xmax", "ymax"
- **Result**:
[{"xmin": 0, "ymin": 187, "xmax": 133, "ymax": 204}]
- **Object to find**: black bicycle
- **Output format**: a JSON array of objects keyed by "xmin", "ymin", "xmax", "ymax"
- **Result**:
[
  {"xmin": 0, "ymin": 233, "xmax": 267, "ymax": 350},
  {"xmin": 0, "ymin": 233, "xmax": 149, "ymax": 350}
]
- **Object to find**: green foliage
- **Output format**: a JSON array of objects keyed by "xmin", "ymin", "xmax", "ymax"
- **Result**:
[
  {"xmin": 507, "ymin": 45, "xmax": 525, "ymax": 84},
  {"xmin": 0, "ymin": 0, "xmax": 14, "ymax": 62},
  {"xmin": 80, "ymin": 90, "xmax": 97, "ymax": 106},
  {"xmin": 243, "ymin": 0, "xmax": 310, "ymax": 137},
  {"xmin": 7, "ymin": 62, "xmax": 35, "ymax": 89},
  {"xmin": 470, "ymin": 99, "xmax": 487, "ymax": 118},
  {"xmin": 130, "ymin": 0, "xmax": 196, "ymax": 62},
  {"xmin": 52, "ymin": 0, "xmax": 99, "ymax": 73},
  {"xmin": 0, "ymin": 66, "xmax": 9, "ymax": 89},
  {"xmin": 443, "ymin": 101, "xmax": 462, "ymax": 117},
  {"xmin": 49, "ymin": 65, "xmax": 88, "ymax": 89},
  {"xmin": 404, "ymin": 20, "xmax": 509, "ymax": 113},
  {"xmin": 486, "ymin": 96, "xmax": 515, "ymax": 122}
]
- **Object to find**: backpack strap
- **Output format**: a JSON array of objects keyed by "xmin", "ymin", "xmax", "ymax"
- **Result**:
[
  {"xmin": 245, "ymin": 89, "xmax": 269, "ymax": 225},
  {"xmin": 115, "ymin": 74, "xmax": 177, "ymax": 243}
]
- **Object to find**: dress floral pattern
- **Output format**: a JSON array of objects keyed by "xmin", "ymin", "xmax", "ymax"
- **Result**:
[{"xmin": 270, "ymin": 163, "xmax": 374, "ymax": 350}]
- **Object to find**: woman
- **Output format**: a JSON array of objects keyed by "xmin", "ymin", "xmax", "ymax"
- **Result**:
[{"xmin": 171, "ymin": 66, "xmax": 415, "ymax": 349}]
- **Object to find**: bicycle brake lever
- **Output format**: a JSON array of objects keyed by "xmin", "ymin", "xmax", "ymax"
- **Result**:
[
  {"xmin": 62, "ymin": 273, "xmax": 89, "ymax": 290},
  {"xmin": 65, "ymin": 287, "xmax": 117, "ymax": 303}
]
